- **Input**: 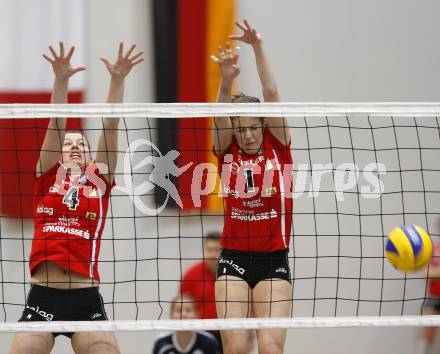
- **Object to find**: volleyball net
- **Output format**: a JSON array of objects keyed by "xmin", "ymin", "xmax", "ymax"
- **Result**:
[{"xmin": 0, "ymin": 102, "xmax": 440, "ymax": 332}]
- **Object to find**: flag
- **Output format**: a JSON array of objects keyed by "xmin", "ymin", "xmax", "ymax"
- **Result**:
[
  {"xmin": 0, "ymin": 0, "xmax": 85, "ymax": 217},
  {"xmin": 153, "ymin": 0, "xmax": 235, "ymax": 210}
]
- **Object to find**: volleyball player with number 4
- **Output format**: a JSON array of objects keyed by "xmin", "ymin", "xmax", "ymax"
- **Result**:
[
  {"xmin": 212, "ymin": 20, "xmax": 293, "ymax": 354},
  {"xmin": 9, "ymin": 42, "xmax": 143, "ymax": 354}
]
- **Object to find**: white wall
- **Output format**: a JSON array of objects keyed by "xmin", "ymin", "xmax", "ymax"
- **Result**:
[
  {"xmin": 237, "ymin": 0, "xmax": 440, "ymax": 101},
  {"xmin": 2, "ymin": 1, "xmax": 440, "ymax": 354}
]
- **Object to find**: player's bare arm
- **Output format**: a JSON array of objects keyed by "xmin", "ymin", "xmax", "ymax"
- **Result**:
[
  {"xmin": 231, "ymin": 20, "xmax": 290, "ymax": 145},
  {"xmin": 97, "ymin": 43, "xmax": 144, "ymax": 184},
  {"xmin": 212, "ymin": 42, "xmax": 240, "ymax": 154},
  {"xmin": 38, "ymin": 42, "xmax": 86, "ymax": 177}
]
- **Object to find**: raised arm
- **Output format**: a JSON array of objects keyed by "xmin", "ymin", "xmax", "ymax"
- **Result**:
[
  {"xmin": 230, "ymin": 20, "xmax": 290, "ymax": 145},
  {"xmin": 37, "ymin": 42, "xmax": 86, "ymax": 177},
  {"xmin": 96, "ymin": 43, "xmax": 144, "ymax": 184},
  {"xmin": 211, "ymin": 42, "xmax": 240, "ymax": 154}
]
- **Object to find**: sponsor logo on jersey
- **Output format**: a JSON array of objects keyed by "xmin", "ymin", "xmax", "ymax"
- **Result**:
[
  {"xmin": 223, "ymin": 187, "xmax": 240, "ymax": 199},
  {"xmin": 239, "ymin": 155, "xmax": 265, "ymax": 166},
  {"xmin": 219, "ymin": 258, "xmax": 245, "ymax": 275},
  {"xmin": 42, "ymin": 225, "xmax": 90, "ymax": 240},
  {"xmin": 264, "ymin": 186, "xmax": 277, "ymax": 196},
  {"xmin": 87, "ymin": 188, "xmax": 99, "ymax": 198},
  {"xmin": 37, "ymin": 205, "xmax": 54, "ymax": 216},
  {"xmin": 243, "ymin": 199, "xmax": 263, "ymax": 208},
  {"xmin": 86, "ymin": 212, "xmax": 97, "ymax": 221},
  {"xmin": 91, "ymin": 312, "xmax": 102, "ymax": 319},
  {"xmin": 276, "ymin": 267, "xmax": 287, "ymax": 274},
  {"xmin": 49, "ymin": 184, "xmax": 60, "ymax": 193},
  {"xmin": 231, "ymin": 209, "xmax": 277, "ymax": 222},
  {"xmin": 25, "ymin": 305, "xmax": 54, "ymax": 321},
  {"xmin": 58, "ymin": 216, "xmax": 80, "ymax": 227}
]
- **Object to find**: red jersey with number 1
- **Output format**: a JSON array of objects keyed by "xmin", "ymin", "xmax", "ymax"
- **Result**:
[
  {"xmin": 217, "ymin": 128, "xmax": 293, "ymax": 252},
  {"xmin": 30, "ymin": 162, "xmax": 113, "ymax": 281}
]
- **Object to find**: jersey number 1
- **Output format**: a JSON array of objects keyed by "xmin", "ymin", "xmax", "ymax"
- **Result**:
[
  {"xmin": 63, "ymin": 186, "xmax": 80, "ymax": 210},
  {"xmin": 244, "ymin": 169, "xmax": 255, "ymax": 192}
]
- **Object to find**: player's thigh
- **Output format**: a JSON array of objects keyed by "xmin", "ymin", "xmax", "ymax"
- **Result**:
[
  {"xmin": 216, "ymin": 275, "xmax": 252, "ymax": 318},
  {"xmin": 71, "ymin": 331, "xmax": 120, "ymax": 354},
  {"xmin": 9, "ymin": 332, "xmax": 55, "ymax": 354},
  {"xmin": 252, "ymin": 278, "xmax": 292, "ymax": 318},
  {"xmin": 252, "ymin": 279, "xmax": 292, "ymax": 354}
]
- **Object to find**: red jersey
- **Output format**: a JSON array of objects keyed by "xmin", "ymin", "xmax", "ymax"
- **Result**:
[
  {"xmin": 180, "ymin": 261, "xmax": 217, "ymax": 319},
  {"xmin": 217, "ymin": 128, "xmax": 293, "ymax": 252},
  {"xmin": 30, "ymin": 162, "xmax": 113, "ymax": 281},
  {"xmin": 428, "ymin": 243, "xmax": 440, "ymax": 296}
]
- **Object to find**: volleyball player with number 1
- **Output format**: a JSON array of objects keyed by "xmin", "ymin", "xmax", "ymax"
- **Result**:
[{"xmin": 212, "ymin": 20, "xmax": 293, "ymax": 354}]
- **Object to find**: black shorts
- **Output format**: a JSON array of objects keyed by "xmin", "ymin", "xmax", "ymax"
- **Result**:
[
  {"xmin": 19, "ymin": 284, "xmax": 108, "ymax": 338},
  {"xmin": 216, "ymin": 249, "xmax": 291, "ymax": 288}
]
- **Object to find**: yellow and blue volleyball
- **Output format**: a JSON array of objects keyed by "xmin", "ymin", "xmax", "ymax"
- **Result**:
[{"xmin": 385, "ymin": 224, "xmax": 433, "ymax": 273}]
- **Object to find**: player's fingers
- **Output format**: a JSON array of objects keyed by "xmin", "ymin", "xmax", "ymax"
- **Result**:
[
  {"xmin": 218, "ymin": 46, "xmax": 226, "ymax": 59},
  {"xmin": 59, "ymin": 42, "xmax": 65, "ymax": 57},
  {"xmin": 42, "ymin": 54, "xmax": 54, "ymax": 63},
  {"xmin": 118, "ymin": 42, "xmax": 123, "ymax": 58},
  {"xmin": 73, "ymin": 66, "xmax": 86, "ymax": 73},
  {"xmin": 125, "ymin": 44, "xmax": 136, "ymax": 59},
  {"xmin": 244, "ymin": 19, "xmax": 252, "ymax": 31},
  {"xmin": 99, "ymin": 57, "xmax": 111, "ymax": 68},
  {"xmin": 235, "ymin": 21, "xmax": 247, "ymax": 32},
  {"xmin": 129, "ymin": 51, "xmax": 144, "ymax": 62},
  {"xmin": 66, "ymin": 46, "xmax": 75, "ymax": 60},
  {"xmin": 226, "ymin": 42, "xmax": 233, "ymax": 58},
  {"xmin": 132, "ymin": 58, "xmax": 144, "ymax": 66},
  {"xmin": 49, "ymin": 46, "xmax": 58, "ymax": 59}
]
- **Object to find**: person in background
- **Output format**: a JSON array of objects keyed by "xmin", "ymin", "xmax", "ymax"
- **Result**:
[
  {"xmin": 152, "ymin": 295, "xmax": 220, "ymax": 354},
  {"xmin": 180, "ymin": 232, "xmax": 223, "ymax": 351},
  {"xmin": 181, "ymin": 232, "xmax": 222, "ymax": 320}
]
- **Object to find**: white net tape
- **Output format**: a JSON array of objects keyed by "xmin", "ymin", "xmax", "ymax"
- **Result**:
[
  {"xmin": 1, "ymin": 102, "xmax": 440, "ymax": 118},
  {"xmin": 1, "ymin": 316, "xmax": 440, "ymax": 333}
]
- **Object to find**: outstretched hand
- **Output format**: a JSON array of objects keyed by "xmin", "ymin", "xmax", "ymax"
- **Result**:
[
  {"xmin": 229, "ymin": 20, "xmax": 262, "ymax": 46},
  {"xmin": 43, "ymin": 42, "xmax": 86, "ymax": 80},
  {"xmin": 211, "ymin": 42, "xmax": 240, "ymax": 83},
  {"xmin": 100, "ymin": 43, "xmax": 144, "ymax": 80}
]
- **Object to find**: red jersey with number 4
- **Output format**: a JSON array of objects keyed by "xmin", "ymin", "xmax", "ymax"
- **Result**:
[
  {"xmin": 428, "ymin": 243, "xmax": 440, "ymax": 296},
  {"xmin": 217, "ymin": 128, "xmax": 293, "ymax": 252},
  {"xmin": 30, "ymin": 162, "xmax": 113, "ymax": 281}
]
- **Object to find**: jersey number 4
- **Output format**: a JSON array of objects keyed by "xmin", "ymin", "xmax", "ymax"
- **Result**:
[{"xmin": 63, "ymin": 186, "xmax": 80, "ymax": 210}]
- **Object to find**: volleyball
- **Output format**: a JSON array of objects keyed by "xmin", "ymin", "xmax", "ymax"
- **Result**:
[{"xmin": 385, "ymin": 224, "xmax": 433, "ymax": 273}]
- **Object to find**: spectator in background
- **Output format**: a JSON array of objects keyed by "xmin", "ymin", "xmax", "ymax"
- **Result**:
[
  {"xmin": 181, "ymin": 232, "xmax": 222, "ymax": 320},
  {"xmin": 181, "ymin": 232, "xmax": 222, "ymax": 350},
  {"xmin": 180, "ymin": 232, "xmax": 256, "ymax": 354},
  {"xmin": 152, "ymin": 295, "xmax": 219, "ymax": 354}
]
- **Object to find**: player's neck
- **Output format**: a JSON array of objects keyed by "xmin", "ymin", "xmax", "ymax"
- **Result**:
[{"xmin": 174, "ymin": 331, "xmax": 196, "ymax": 351}]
